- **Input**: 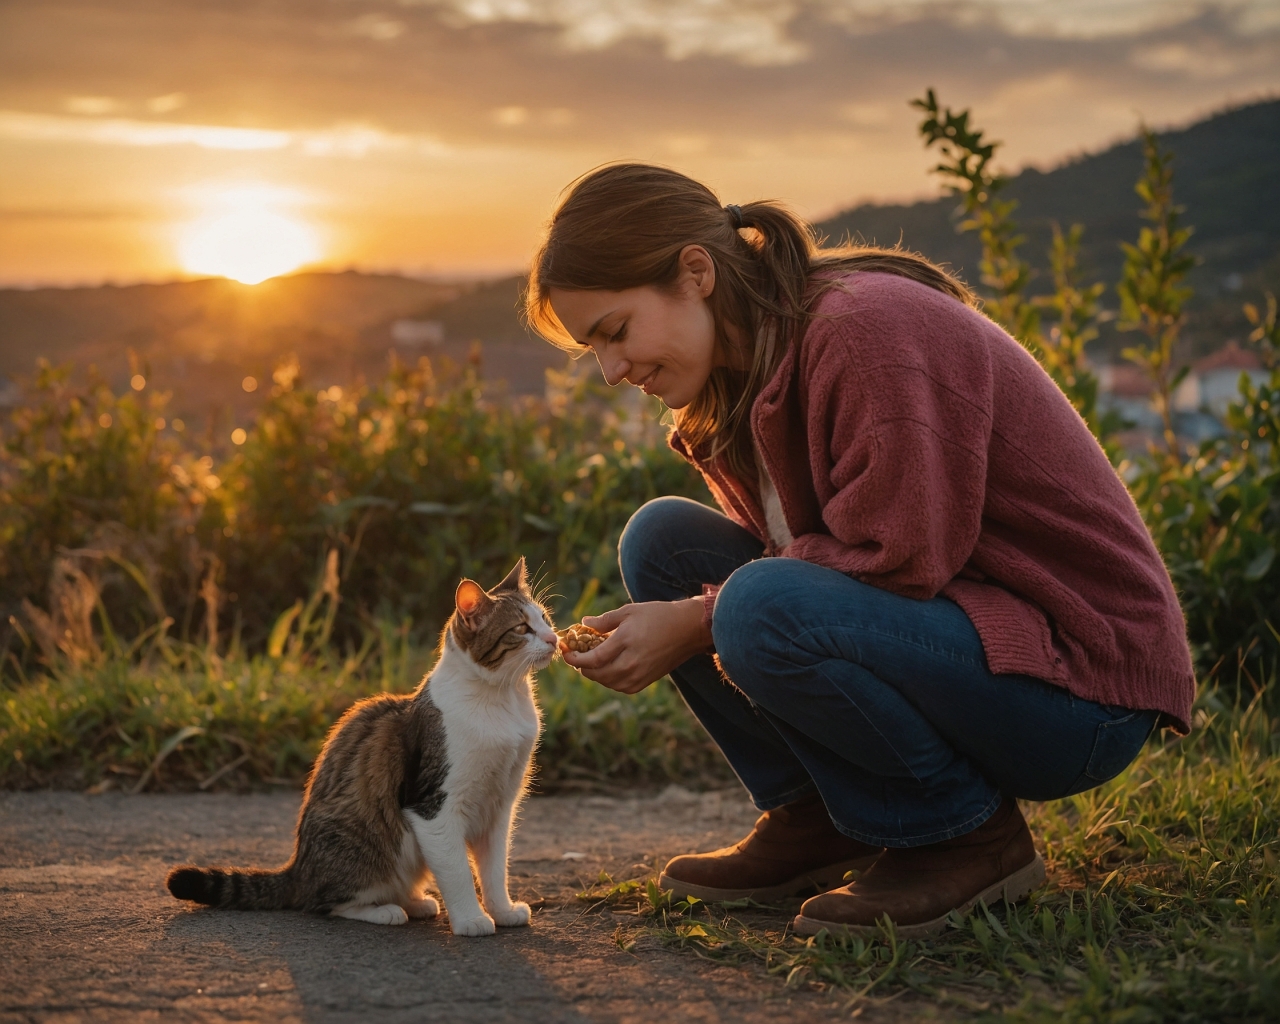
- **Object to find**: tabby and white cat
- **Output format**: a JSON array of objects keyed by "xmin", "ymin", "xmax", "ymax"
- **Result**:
[{"xmin": 166, "ymin": 558, "xmax": 556, "ymax": 936}]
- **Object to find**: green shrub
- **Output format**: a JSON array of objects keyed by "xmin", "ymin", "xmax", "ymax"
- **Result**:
[{"xmin": 0, "ymin": 353, "xmax": 710, "ymax": 665}]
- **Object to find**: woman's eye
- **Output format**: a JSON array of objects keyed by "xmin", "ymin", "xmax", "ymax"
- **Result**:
[{"xmin": 608, "ymin": 323, "xmax": 628, "ymax": 343}]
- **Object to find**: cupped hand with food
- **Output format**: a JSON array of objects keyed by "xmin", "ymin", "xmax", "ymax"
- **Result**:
[{"xmin": 560, "ymin": 597, "xmax": 711, "ymax": 694}]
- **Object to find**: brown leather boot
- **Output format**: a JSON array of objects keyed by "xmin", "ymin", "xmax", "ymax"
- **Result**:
[
  {"xmin": 659, "ymin": 792, "xmax": 882, "ymax": 902},
  {"xmin": 793, "ymin": 797, "xmax": 1045, "ymax": 938}
]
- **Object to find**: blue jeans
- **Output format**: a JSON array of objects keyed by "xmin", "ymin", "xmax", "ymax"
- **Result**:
[{"xmin": 619, "ymin": 496, "xmax": 1158, "ymax": 848}]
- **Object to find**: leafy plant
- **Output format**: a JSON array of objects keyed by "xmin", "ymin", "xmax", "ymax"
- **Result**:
[
  {"xmin": 1117, "ymin": 130, "xmax": 1199, "ymax": 458},
  {"xmin": 913, "ymin": 91, "xmax": 1109, "ymax": 439}
]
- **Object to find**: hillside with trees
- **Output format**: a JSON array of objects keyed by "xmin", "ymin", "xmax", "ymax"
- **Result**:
[{"xmin": 817, "ymin": 98, "xmax": 1280, "ymax": 359}]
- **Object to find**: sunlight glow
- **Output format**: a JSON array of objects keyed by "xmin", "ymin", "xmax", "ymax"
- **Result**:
[{"xmin": 177, "ymin": 186, "xmax": 321, "ymax": 284}]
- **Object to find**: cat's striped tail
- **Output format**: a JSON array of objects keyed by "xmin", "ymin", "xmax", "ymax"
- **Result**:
[{"xmin": 166, "ymin": 865, "xmax": 297, "ymax": 910}]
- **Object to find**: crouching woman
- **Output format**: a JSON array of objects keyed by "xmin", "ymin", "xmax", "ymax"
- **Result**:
[{"xmin": 528, "ymin": 163, "xmax": 1194, "ymax": 936}]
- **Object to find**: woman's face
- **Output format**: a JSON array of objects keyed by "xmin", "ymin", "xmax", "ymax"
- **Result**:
[{"xmin": 548, "ymin": 245, "xmax": 729, "ymax": 410}]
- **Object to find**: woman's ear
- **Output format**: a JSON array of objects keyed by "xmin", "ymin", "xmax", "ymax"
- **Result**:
[
  {"xmin": 678, "ymin": 244, "xmax": 717, "ymax": 299},
  {"xmin": 455, "ymin": 579, "xmax": 492, "ymax": 623}
]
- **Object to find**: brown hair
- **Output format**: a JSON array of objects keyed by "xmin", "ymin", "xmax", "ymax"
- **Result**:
[{"xmin": 526, "ymin": 163, "xmax": 976, "ymax": 486}]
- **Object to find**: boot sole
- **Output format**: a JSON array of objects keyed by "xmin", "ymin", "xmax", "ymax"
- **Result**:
[
  {"xmin": 792, "ymin": 852, "xmax": 1046, "ymax": 939},
  {"xmin": 659, "ymin": 853, "xmax": 882, "ymax": 904}
]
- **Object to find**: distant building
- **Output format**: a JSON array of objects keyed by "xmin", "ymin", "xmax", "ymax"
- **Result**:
[
  {"xmin": 1173, "ymin": 341, "xmax": 1268, "ymax": 417},
  {"xmin": 1098, "ymin": 342, "xmax": 1271, "ymax": 451},
  {"xmin": 390, "ymin": 319, "xmax": 445, "ymax": 346}
]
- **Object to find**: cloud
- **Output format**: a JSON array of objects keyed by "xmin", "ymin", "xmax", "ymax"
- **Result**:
[
  {"xmin": 63, "ymin": 95, "xmax": 123, "ymax": 115},
  {"xmin": 348, "ymin": 13, "xmax": 407, "ymax": 40},
  {"xmin": 415, "ymin": 0, "xmax": 810, "ymax": 64},
  {"xmin": 1130, "ymin": 39, "xmax": 1274, "ymax": 79},
  {"xmin": 147, "ymin": 93, "xmax": 187, "ymax": 114},
  {"xmin": 403, "ymin": 0, "xmax": 1280, "ymax": 64},
  {"xmin": 0, "ymin": 111, "xmax": 453, "ymax": 158},
  {"xmin": 0, "ymin": 111, "xmax": 291, "ymax": 150}
]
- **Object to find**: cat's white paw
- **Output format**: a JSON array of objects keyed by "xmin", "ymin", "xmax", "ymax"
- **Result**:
[
  {"xmin": 335, "ymin": 903, "xmax": 409, "ymax": 925},
  {"xmin": 491, "ymin": 902, "xmax": 531, "ymax": 928},
  {"xmin": 450, "ymin": 913, "xmax": 496, "ymax": 937},
  {"xmin": 405, "ymin": 896, "xmax": 439, "ymax": 919}
]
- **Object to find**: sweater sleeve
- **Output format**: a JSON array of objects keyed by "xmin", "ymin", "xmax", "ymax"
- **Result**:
[{"xmin": 780, "ymin": 300, "xmax": 994, "ymax": 600}]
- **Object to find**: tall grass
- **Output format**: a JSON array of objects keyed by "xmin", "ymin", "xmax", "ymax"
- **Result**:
[{"xmin": 0, "ymin": 558, "xmax": 729, "ymax": 792}]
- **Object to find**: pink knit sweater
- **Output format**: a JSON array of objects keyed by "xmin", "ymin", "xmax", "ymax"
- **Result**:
[{"xmin": 672, "ymin": 272, "xmax": 1195, "ymax": 733}]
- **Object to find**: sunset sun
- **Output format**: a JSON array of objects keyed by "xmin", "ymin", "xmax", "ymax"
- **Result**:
[{"xmin": 177, "ymin": 187, "xmax": 320, "ymax": 284}]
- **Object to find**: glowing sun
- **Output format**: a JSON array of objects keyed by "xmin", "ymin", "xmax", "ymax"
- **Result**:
[{"xmin": 178, "ymin": 187, "xmax": 320, "ymax": 284}]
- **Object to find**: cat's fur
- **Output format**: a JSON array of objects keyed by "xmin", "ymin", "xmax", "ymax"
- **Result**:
[{"xmin": 166, "ymin": 558, "xmax": 556, "ymax": 936}]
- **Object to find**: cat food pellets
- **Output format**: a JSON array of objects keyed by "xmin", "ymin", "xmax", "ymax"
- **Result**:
[{"xmin": 557, "ymin": 623, "xmax": 610, "ymax": 653}]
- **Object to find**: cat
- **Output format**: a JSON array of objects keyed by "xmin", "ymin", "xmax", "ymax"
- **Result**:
[{"xmin": 166, "ymin": 557, "xmax": 556, "ymax": 936}]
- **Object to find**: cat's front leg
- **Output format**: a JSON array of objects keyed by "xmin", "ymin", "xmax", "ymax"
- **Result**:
[
  {"xmin": 405, "ymin": 811, "xmax": 494, "ymax": 937},
  {"xmin": 472, "ymin": 811, "xmax": 530, "ymax": 928}
]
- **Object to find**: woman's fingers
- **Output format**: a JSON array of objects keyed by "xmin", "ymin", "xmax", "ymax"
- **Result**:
[
  {"xmin": 565, "ymin": 639, "xmax": 649, "ymax": 692},
  {"xmin": 581, "ymin": 607, "xmax": 628, "ymax": 632}
]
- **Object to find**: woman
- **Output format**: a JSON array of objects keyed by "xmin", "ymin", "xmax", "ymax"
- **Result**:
[{"xmin": 526, "ymin": 163, "xmax": 1194, "ymax": 938}]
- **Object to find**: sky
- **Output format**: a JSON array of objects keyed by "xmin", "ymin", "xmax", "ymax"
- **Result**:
[{"xmin": 2, "ymin": 0, "xmax": 1279, "ymax": 286}]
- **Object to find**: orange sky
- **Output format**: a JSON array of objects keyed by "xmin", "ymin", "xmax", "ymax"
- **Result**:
[{"xmin": 2, "ymin": 0, "xmax": 1279, "ymax": 286}]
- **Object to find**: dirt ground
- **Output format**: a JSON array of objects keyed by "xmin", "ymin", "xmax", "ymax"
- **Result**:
[{"xmin": 0, "ymin": 786, "xmax": 946, "ymax": 1023}]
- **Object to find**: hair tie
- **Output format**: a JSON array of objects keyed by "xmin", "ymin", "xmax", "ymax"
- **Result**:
[{"xmin": 724, "ymin": 204, "xmax": 744, "ymax": 230}]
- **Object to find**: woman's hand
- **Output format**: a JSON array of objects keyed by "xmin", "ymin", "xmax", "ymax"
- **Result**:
[{"xmin": 561, "ymin": 597, "xmax": 710, "ymax": 694}]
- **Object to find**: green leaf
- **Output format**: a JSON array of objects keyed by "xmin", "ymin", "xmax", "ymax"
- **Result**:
[
  {"xmin": 407, "ymin": 501, "xmax": 473, "ymax": 516},
  {"xmin": 521, "ymin": 512, "xmax": 559, "ymax": 533},
  {"xmin": 267, "ymin": 599, "xmax": 304, "ymax": 658},
  {"xmin": 1243, "ymin": 547, "xmax": 1274, "ymax": 582}
]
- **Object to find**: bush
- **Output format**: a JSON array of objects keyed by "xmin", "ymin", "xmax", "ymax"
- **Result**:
[{"xmin": 0, "ymin": 353, "xmax": 710, "ymax": 666}]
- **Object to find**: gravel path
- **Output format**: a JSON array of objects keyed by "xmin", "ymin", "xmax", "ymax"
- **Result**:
[{"xmin": 0, "ymin": 787, "xmax": 921, "ymax": 1023}]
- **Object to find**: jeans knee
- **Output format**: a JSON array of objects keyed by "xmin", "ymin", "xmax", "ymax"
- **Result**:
[
  {"xmin": 618, "ymin": 496, "xmax": 694, "ymax": 602},
  {"xmin": 711, "ymin": 560, "xmax": 779, "ymax": 688}
]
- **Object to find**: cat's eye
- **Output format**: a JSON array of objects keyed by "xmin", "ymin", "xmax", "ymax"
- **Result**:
[{"xmin": 512, "ymin": 623, "xmax": 532, "ymax": 635}]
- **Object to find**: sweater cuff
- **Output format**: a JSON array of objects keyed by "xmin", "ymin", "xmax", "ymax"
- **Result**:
[{"xmin": 701, "ymin": 584, "xmax": 720, "ymax": 651}]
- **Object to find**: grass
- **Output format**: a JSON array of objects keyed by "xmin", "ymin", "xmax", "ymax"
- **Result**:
[
  {"xmin": 0, "ymin": 627, "xmax": 728, "ymax": 793},
  {"xmin": 576, "ymin": 682, "xmax": 1280, "ymax": 1021}
]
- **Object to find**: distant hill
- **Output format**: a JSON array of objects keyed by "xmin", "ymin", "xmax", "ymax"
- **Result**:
[
  {"xmin": 816, "ymin": 98, "xmax": 1280, "ymax": 358},
  {"xmin": 0, "ymin": 271, "xmax": 570, "ymax": 433}
]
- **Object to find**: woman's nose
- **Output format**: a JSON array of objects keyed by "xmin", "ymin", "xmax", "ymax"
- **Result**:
[{"xmin": 596, "ymin": 351, "xmax": 631, "ymax": 388}]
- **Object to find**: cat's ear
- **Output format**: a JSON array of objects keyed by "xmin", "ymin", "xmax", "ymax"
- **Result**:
[
  {"xmin": 494, "ymin": 556, "xmax": 528, "ymax": 593},
  {"xmin": 455, "ymin": 579, "xmax": 492, "ymax": 623}
]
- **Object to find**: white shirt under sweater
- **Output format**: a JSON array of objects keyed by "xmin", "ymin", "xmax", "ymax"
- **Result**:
[{"xmin": 755, "ymin": 441, "xmax": 794, "ymax": 549}]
